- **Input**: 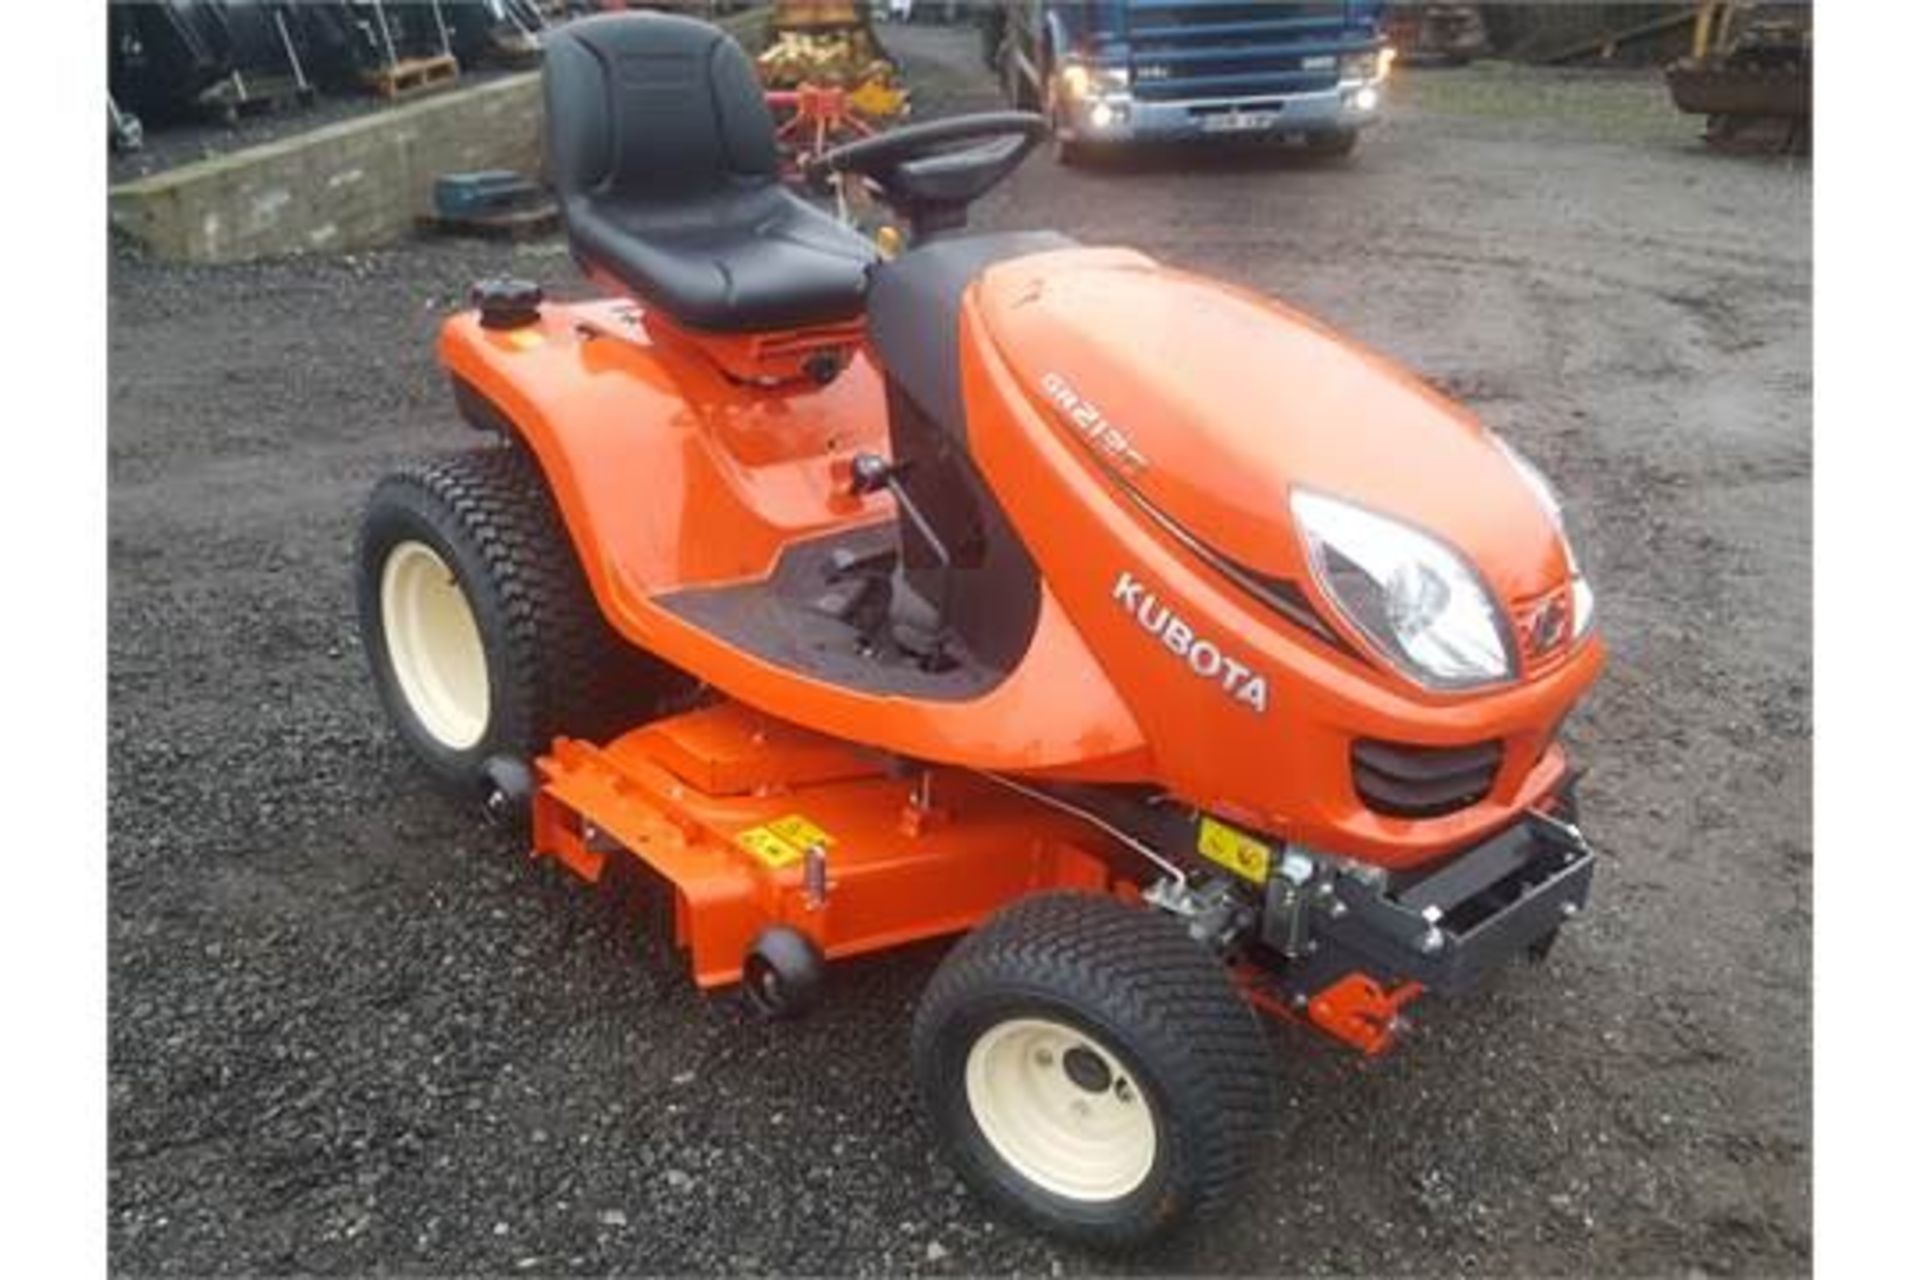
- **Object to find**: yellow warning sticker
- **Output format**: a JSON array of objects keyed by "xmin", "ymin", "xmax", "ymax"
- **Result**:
[
  {"xmin": 735, "ymin": 827, "xmax": 804, "ymax": 870},
  {"xmin": 733, "ymin": 814, "xmax": 835, "ymax": 871},
  {"xmin": 504, "ymin": 328, "xmax": 546, "ymax": 351},
  {"xmin": 1196, "ymin": 816, "xmax": 1272, "ymax": 884},
  {"xmin": 766, "ymin": 814, "xmax": 835, "ymax": 851}
]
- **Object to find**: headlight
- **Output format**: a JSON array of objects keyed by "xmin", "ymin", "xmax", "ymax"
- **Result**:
[
  {"xmin": 1492, "ymin": 437, "xmax": 1596, "ymax": 637},
  {"xmin": 1292, "ymin": 490, "xmax": 1514, "ymax": 689},
  {"xmin": 1339, "ymin": 50, "xmax": 1382, "ymax": 82},
  {"xmin": 1058, "ymin": 59, "xmax": 1128, "ymax": 99}
]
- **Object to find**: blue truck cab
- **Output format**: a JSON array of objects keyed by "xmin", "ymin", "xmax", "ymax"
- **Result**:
[{"xmin": 988, "ymin": 1, "xmax": 1390, "ymax": 162}]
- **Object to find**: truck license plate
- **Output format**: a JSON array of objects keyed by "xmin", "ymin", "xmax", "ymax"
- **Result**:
[{"xmin": 1203, "ymin": 110, "xmax": 1279, "ymax": 133}]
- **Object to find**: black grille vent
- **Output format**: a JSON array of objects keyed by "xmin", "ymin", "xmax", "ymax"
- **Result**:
[{"xmin": 1352, "ymin": 739, "xmax": 1502, "ymax": 818}]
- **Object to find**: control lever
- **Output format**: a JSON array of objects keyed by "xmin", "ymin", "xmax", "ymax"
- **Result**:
[{"xmin": 849, "ymin": 453, "xmax": 956, "ymax": 666}]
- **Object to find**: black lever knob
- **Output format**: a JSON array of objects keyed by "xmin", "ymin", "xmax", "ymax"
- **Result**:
[{"xmin": 848, "ymin": 452, "xmax": 896, "ymax": 497}]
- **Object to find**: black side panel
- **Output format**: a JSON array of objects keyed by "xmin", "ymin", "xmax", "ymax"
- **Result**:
[
  {"xmin": 887, "ymin": 383, "xmax": 1044, "ymax": 676},
  {"xmin": 862, "ymin": 232, "xmax": 1073, "ymax": 681},
  {"xmin": 867, "ymin": 231, "xmax": 1077, "ymax": 446}
]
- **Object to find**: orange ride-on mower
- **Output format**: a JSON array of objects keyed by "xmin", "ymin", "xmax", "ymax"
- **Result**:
[{"xmin": 355, "ymin": 12, "xmax": 1605, "ymax": 1249}]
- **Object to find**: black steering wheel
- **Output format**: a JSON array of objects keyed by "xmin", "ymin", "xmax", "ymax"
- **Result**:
[{"xmin": 807, "ymin": 111, "xmax": 1048, "ymax": 240}]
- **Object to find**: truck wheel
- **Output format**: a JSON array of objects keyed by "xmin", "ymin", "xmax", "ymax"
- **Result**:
[
  {"xmin": 912, "ymin": 893, "xmax": 1272, "ymax": 1249},
  {"xmin": 356, "ymin": 446, "xmax": 688, "ymax": 793}
]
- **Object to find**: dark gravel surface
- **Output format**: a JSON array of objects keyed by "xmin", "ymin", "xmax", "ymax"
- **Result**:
[{"xmin": 109, "ymin": 25, "xmax": 1811, "ymax": 1277}]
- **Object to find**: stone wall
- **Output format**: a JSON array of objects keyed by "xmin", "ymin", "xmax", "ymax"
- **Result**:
[
  {"xmin": 109, "ymin": 7, "xmax": 772, "ymax": 264},
  {"xmin": 109, "ymin": 73, "xmax": 545, "ymax": 264}
]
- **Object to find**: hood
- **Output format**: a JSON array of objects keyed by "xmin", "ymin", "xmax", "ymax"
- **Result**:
[{"xmin": 972, "ymin": 248, "xmax": 1570, "ymax": 610}]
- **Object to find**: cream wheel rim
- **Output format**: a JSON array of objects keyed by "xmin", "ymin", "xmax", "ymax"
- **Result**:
[
  {"xmin": 379, "ymin": 540, "xmax": 491, "ymax": 750},
  {"xmin": 963, "ymin": 1017, "xmax": 1158, "ymax": 1203}
]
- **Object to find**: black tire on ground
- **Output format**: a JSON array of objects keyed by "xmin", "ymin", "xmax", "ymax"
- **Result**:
[
  {"xmin": 355, "ymin": 446, "xmax": 690, "ymax": 793},
  {"xmin": 911, "ymin": 892, "xmax": 1273, "ymax": 1250},
  {"xmin": 1304, "ymin": 127, "xmax": 1360, "ymax": 158}
]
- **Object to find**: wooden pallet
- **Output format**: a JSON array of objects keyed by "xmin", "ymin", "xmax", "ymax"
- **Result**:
[{"xmin": 363, "ymin": 54, "xmax": 459, "ymax": 101}]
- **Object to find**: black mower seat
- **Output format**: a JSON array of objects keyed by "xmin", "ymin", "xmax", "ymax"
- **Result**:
[{"xmin": 543, "ymin": 13, "xmax": 877, "ymax": 334}]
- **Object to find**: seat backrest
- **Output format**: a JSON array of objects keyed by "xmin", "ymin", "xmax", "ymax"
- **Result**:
[{"xmin": 543, "ymin": 12, "xmax": 778, "ymax": 204}]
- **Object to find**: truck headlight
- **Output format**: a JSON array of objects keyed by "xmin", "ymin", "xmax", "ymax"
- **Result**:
[
  {"xmin": 1058, "ymin": 59, "xmax": 1129, "ymax": 99},
  {"xmin": 1492, "ymin": 437, "xmax": 1596, "ymax": 638},
  {"xmin": 1339, "ymin": 50, "xmax": 1382, "ymax": 83},
  {"xmin": 1292, "ymin": 490, "xmax": 1515, "ymax": 689}
]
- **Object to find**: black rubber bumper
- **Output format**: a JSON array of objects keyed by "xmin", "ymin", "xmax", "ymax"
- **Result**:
[{"xmin": 1312, "ymin": 814, "xmax": 1596, "ymax": 997}]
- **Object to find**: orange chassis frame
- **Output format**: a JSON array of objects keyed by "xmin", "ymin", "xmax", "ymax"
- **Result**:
[
  {"xmin": 531, "ymin": 698, "xmax": 1417, "ymax": 1055},
  {"xmin": 453, "ymin": 254, "xmax": 1600, "ymax": 1060}
]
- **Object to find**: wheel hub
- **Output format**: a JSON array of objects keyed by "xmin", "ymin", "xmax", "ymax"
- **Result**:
[
  {"xmin": 1062, "ymin": 1044, "xmax": 1112, "ymax": 1094},
  {"xmin": 379, "ymin": 539, "xmax": 491, "ymax": 750},
  {"xmin": 963, "ymin": 1017, "xmax": 1157, "ymax": 1203}
]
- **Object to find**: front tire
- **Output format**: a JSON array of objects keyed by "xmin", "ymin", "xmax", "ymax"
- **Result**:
[
  {"xmin": 912, "ymin": 893, "xmax": 1272, "ymax": 1249},
  {"xmin": 355, "ymin": 446, "xmax": 687, "ymax": 792}
]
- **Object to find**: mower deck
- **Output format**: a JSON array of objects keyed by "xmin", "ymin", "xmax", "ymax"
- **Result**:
[{"xmin": 531, "ymin": 701, "xmax": 1117, "ymax": 988}]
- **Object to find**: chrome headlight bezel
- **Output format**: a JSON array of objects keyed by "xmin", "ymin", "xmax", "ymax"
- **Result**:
[
  {"xmin": 1057, "ymin": 58, "xmax": 1130, "ymax": 99},
  {"xmin": 1492, "ymin": 436, "xmax": 1596, "ymax": 638},
  {"xmin": 1291, "ymin": 489, "xmax": 1518, "ymax": 692}
]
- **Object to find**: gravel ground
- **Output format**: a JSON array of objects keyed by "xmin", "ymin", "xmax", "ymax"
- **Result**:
[{"xmin": 109, "ymin": 25, "xmax": 1811, "ymax": 1277}]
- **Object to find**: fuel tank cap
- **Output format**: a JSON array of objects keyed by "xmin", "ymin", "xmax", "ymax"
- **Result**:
[{"xmin": 471, "ymin": 277, "xmax": 543, "ymax": 330}]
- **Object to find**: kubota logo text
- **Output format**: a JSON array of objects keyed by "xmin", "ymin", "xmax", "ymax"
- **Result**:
[{"xmin": 1113, "ymin": 572, "xmax": 1269, "ymax": 714}]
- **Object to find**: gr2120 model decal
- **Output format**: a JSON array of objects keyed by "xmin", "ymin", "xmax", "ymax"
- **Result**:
[{"xmin": 1040, "ymin": 371, "xmax": 1149, "ymax": 476}]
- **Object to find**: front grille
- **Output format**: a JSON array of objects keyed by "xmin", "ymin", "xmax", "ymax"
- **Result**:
[
  {"xmin": 1129, "ymin": 2, "xmax": 1344, "ymax": 33},
  {"xmin": 1352, "ymin": 739, "xmax": 1503, "ymax": 818},
  {"xmin": 1125, "ymin": 1, "xmax": 1361, "ymax": 100}
]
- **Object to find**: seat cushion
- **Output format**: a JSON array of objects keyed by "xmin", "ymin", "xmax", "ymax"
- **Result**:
[
  {"xmin": 543, "ymin": 12, "xmax": 878, "ymax": 334},
  {"xmin": 565, "ymin": 183, "xmax": 877, "ymax": 334}
]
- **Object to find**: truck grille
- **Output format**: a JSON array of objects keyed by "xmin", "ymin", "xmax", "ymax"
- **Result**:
[
  {"xmin": 1352, "ymin": 739, "xmax": 1503, "ymax": 818},
  {"xmin": 1126, "ymin": 2, "xmax": 1363, "ymax": 101}
]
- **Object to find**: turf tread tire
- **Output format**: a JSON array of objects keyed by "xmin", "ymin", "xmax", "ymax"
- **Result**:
[
  {"xmin": 357, "ymin": 445, "xmax": 687, "ymax": 789},
  {"xmin": 911, "ymin": 892, "xmax": 1273, "ymax": 1249}
]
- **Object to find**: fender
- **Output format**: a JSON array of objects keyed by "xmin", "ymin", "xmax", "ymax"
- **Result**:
[{"xmin": 434, "ymin": 299, "xmax": 1153, "ymax": 781}]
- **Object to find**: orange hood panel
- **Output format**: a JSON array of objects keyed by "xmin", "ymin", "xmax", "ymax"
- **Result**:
[{"xmin": 973, "ymin": 249, "xmax": 1570, "ymax": 607}]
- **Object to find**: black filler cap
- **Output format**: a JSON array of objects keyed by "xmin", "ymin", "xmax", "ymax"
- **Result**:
[{"xmin": 472, "ymin": 277, "xmax": 544, "ymax": 330}]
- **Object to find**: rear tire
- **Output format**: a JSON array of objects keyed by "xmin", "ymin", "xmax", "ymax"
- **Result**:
[
  {"xmin": 912, "ymin": 893, "xmax": 1272, "ymax": 1249},
  {"xmin": 356, "ymin": 446, "xmax": 689, "ymax": 793}
]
